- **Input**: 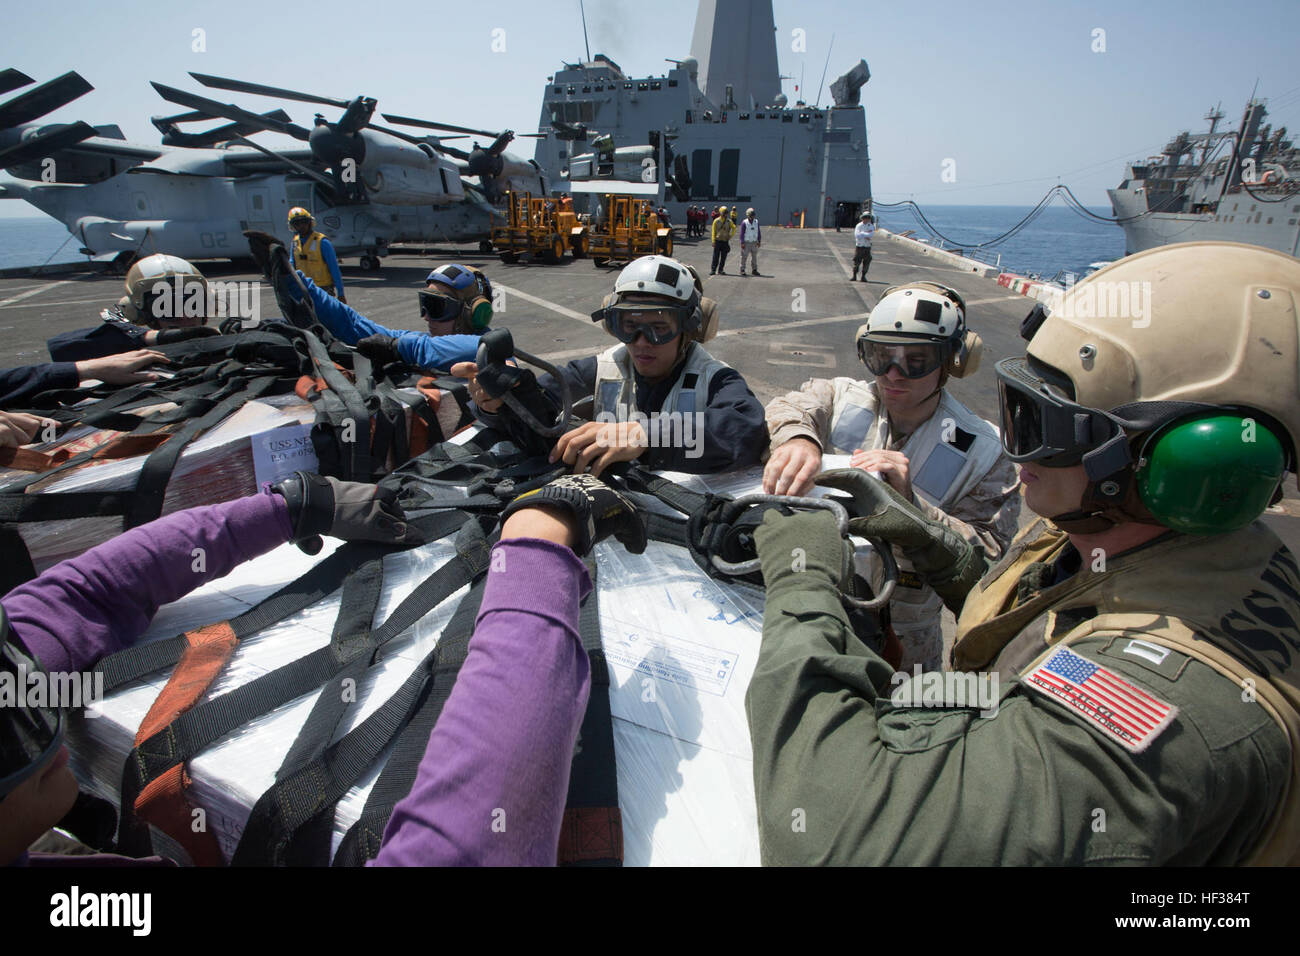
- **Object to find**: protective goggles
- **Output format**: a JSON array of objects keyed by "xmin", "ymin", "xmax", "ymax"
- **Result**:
[
  {"xmin": 290, "ymin": 217, "xmax": 312, "ymax": 227},
  {"xmin": 600, "ymin": 306, "xmax": 687, "ymax": 346},
  {"xmin": 418, "ymin": 291, "xmax": 462, "ymax": 323},
  {"xmin": 995, "ymin": 356, "xmax": 1132, "ymax": 475},
  {"xmin": 858, "ymin": 340, "xmax": 947, "ymax": 379},
  {"xmin": 1, "ymin": 618, "xmax": 65, "ymax": 801}
]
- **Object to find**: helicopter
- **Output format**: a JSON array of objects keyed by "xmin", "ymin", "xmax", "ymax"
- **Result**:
[
  {"xmin": 0, "ymin": 69, "xmax": 548, "ymax": 271},
  {"xmin": 562, "ymin": 129, "xmax": 692, "ymax": 201}
]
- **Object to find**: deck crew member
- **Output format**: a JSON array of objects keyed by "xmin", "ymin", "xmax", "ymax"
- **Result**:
[
  {"xmin": 455, "ymin": 254, "xmax": 768, "ymax": 476},
  {"xmin": 763, "ymin": 282, "xmax": 1020, "ymax": 671},
  {"xmin": 746, "ymin": 242, "xmax": 1300, "ymax": 865},
  {"xmin": 710, "ymin": 205, "xmax": 735, "ymax": 276},
  {"xmin": 46, "ymin": 254, "xmax": 221, "ymax": 362},
  {"xmin": 739, "ymin": 207, "xmax": 762, "ymax": 277},
  {"xmin": 288, "ymin": 207, "xmax": 346, "ymax": 302},
  {"xmin": 852, "ymin": 212, "xmax": 875, "ymax": 282}
]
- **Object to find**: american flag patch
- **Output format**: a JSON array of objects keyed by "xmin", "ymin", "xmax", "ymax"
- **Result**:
[{"xmin": 1023, "ymin": 647, "xmax": 1177, "ymax": 753}]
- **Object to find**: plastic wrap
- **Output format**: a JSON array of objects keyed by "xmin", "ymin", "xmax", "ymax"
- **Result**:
[
  {"xmin": 65, "ymin": 454, "xmax": 867, "ymax": 866},
  {"xmin": 12, "ymin": 394, "xmax": 317, "ymax": 571}
]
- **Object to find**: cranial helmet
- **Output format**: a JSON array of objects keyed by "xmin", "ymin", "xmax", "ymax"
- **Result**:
[
  {"xmin": 122, "ymin": 254, "xmax": 209, "ymax": 329},
  {"xmin": 423, "ymin": 263, "xmax": 494, "ymax": 332},
  {"xmin": 998, "ymin": 241, "xmax": 1300, "ymax": 534},
  {"xmin": 590, "ymin": 254, "xmax": 716, "ymax": 346},
  {"xmin": 857, "ymin": 281, "xmax": 982, "ymax": 380},
  {"xmin": 288, "ymin": 206, "xmax": 314, "ymax": 227}
]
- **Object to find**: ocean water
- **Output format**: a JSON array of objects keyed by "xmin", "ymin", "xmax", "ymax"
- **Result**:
[
  {"xmin": 875, "ymin": 204, "xmax": 1127, "ymax": 279},
  {"xmin": 0, "ymin": 205, "xmax": 1126, "ymax": 277},
  {"xmin": 0, "ymin": 215, "xmax": 98, "ymax": 270}
]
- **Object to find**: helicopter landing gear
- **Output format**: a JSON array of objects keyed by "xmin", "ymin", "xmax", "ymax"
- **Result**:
[
  {"xmin": 110, "ymin": 250, "xmax": 137, "ymax": 275},
  {"xmin": 359, "ymin": 255, "xmax": 382, "ymax": 272},
  {"xmin": 479, "ymin": 239, "xmax": 493, "ymax": 253}
]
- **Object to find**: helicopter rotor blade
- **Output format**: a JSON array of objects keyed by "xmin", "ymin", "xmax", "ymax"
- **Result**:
[
  {"xmin": 0, "ymin": 69, "xmax": 35, "ymax": 96},
  {"xmin": 0, "ymin": 71, "xmax": 94, "ymax": 129},
  {"xmin": 362, "ymin": 122, "xmax": 430, "ymax": 146},
  {"xmin": 151, "ymin": 82, "xmax": 312, "ymax": 140},
  {"xmin": 230, "ymin": 137, "xmax": 337, "ymax": 189},
  {"xmin": 381, "ymin": 114, "xmax": 502, "ymax": 138},
  {"xmin": 0, "ymin": 120, "xmax": 96, "ymax": 168},
  {"xmin": 189, "ymin": 72, "xmax": 351, "ymax": 110},
  {"xmin": 152, "ymin": 107, "xmax": 291, "ymax": 137},
  {"xmin": 431, "ymin": 142, "xmax": 471, "ymax": 161}
]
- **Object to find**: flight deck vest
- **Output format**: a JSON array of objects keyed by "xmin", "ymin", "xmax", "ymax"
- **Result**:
[
  {"xmin": 953, "ymin": 518, "xmax": 1300, "ymax": 865},
  {"xmin": 293, "ymin": 231, "xmax": 334, "ymax": 292},
  {"xmin": 592, "ymin": 342, "xmax": 727, "ymax": 421},
  {"xmin": 828, "ymin": 380, "xmax": 1005, "ymax": 637}
]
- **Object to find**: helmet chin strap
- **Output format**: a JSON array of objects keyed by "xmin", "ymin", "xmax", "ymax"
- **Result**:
[{"xmin": 1048, "ymin": 466, "xmax": 1166, "ymax": 534}]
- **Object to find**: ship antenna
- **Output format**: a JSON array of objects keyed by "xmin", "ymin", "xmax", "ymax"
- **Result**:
[
  {"xmin": 580, "ymin": 0, "xmax": 592, "ymax": 63},
  {"xmin": 815, "ymin": 33, "xmax": 835, "ymax": 107}
]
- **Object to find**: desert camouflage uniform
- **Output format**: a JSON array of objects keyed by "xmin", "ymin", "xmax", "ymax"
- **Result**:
[{"xmin": 765, "ymin": 377, "xmax": 1020, "ymax": 670}]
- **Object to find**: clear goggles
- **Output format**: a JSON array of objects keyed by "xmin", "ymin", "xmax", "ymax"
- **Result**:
[
  {"xmin": 858, "ymin": 339, "xmax": 947, "ymax": 379},
  {"xmin": 599, "ymin": 306, "xmax": 688, "ymax": 346},
  {"xmin": 419, "ymin": 291, "xmax": 462, "ymax": 323},
  {"xmin": 995, "ymin": 356, "xmax": 1129, "ymax": 468}
]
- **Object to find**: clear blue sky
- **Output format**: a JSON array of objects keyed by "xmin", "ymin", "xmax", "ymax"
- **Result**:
[{"xmin": 2, "ymin": 0, "xmax": 1298, "ymax": 218}]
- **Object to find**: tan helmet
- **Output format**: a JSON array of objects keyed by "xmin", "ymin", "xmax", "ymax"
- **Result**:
[
  {"xmin": 1025, "ymin": 242, "xmax": 1299, "ymax": 468},
  {"xmin": 1003, "ymin": 241, "xmax": 1300, "ymax": 532},
  {"xmin": 122, "ymin": 254, "xmax": 209, "ymax": 329}
]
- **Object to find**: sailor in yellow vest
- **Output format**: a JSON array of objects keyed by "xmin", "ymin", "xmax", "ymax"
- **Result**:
[
  {"xmin": 288, "ymin": 208, "xmax": 346, "ymax": 303},
  {"xmin": 745, "ymin": 242, "xmax": 1300, "ymax": 864},
  {"xmin": 763, "ymin": 282, "xmax": 1021, "ymax": 671}
]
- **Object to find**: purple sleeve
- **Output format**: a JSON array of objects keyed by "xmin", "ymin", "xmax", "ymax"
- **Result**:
[
  {"xmin": 1, "ymin": 489, "xmax": 294, "ymax": 673},
  {"xmin": 371, "ymin": 537, "xmax": 593, "ymax": 867}
]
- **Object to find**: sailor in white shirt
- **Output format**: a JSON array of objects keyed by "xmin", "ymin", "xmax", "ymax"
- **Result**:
[
  {"xmin": 852, "ymin": 212, "xmax": 875, "ymax": 282},
  {"xmin": 739, "ymin": 207, "xmax": 763, "ymax": 277}
]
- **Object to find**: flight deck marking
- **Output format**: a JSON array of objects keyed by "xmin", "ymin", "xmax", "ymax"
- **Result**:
[
  {"xmin": 0, "ymin": 280, "xmax": 73, "ymax": 308},
  {"xmin": 492, "ymin": 283, "xmax": 592, "ymax": 326}
]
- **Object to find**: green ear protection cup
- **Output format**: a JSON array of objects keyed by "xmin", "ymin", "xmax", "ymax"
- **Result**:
[
  {"xmin": 1136, "ymin": 414, "xmax": 1287, "ymax": 535},
  {"xmin": 469, "ymin": 299, "xmax": 493, "ymax": 330}
]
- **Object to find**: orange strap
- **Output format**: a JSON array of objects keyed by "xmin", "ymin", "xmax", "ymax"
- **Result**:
[
  {"xmin": 557, "ymin": 807, "xmax": 624, "ymax": 864},
  {"xmin": 132, "ymin": 621, "xmax": 239, "ymax": 866},
  {"xmin": 0, "ymin": 432, "xmax": 170, "ymax": 473}
]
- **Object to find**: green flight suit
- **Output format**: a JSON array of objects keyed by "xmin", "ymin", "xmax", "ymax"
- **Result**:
[{"xmin": 744, "ymin": 510, "xmax": 1297, "ymax": 865}]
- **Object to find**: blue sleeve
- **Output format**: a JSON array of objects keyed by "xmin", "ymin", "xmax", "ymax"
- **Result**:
[
  {"xmin": 640, "ymin": 366, "xmax": 769, "ymax": 474},
  {"xmin": 1, "ymin": 362, "xmax": 79, "ymax": 409},
  {"xmin": 47, "ymin": 323, "xmax": 148, "ymax": 363},
  {"xmin": 394, "ymin": 333, "xmax": 482, "ymax": 373},
  {"xmin": 320, "ymin": 239, "xmax": 344, "ymax": 298},
  {"xmin": 302, "ymin": 277, "xmax": 394, "ymax": 344},
  {"xmin": 289, "ymin": 243, "xmax": 297, "ymax": 270}
]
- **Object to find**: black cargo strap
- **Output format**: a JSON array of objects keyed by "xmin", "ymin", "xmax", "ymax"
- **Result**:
[
  {"xmin": 227, "ymin": 518, "xmax": 497, "ymax": 865},
  {"xmin": 328, "ymin": 575, "xmax": 491, "ymax": 867}
]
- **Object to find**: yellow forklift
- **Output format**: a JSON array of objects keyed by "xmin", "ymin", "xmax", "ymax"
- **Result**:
[
  {"xmin": 586, "ymin": 194, "xmax": 673, "ymax": 267},
  {"xmin": 491, "ymin": 192, "xmax": 588, "ymax": 264}
]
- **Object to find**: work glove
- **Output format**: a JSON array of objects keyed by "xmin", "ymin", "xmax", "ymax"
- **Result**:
[
  {"xmin": 752, "ymin": 508, "xmax": 852, "ymax": 597},
  {"xmin": 500, "ymin": 473, "xmax": 647, "ymax": 557},
  {"xmin": 814, "ymin": 468, "xmax": 987, "ymax": 614},
  {"xmin": 271, "ymin": 471, "xmax": 408, "ymax": 555},
  {"xmin": 355, "ymin": 333, "xmax": 402, "ymax": 365},
  {"xmin": 155, "ymin": 326, "xmax": 221, "ymax": 344},
  {"xmin": 243, "ymin": 230, "xmax": 316, "ymax": 330}
]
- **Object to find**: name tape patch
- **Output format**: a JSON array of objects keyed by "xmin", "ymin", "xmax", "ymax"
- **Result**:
[{"xmin": 1023, "ymin": 647, "xmax": 1177, "ymax": 753}]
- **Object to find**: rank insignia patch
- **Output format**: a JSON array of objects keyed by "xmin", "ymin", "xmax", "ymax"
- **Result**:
[{"xmin": 1023, "ymin": 647, "xmax": 1177, "ymax": 753}]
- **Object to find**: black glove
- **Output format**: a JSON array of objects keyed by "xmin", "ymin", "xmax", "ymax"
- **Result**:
[
  {"xmin": 156, "ymin": 326, "xmax": 221, "ymax": 344},
  {"xmin": 244, "ymin": 230, "xmax": 317, "ymax": 330},
  {"xmin": 244, "ymin": 230, "xmax": 282, "ymax": 282},
  {"xmin": 500, "ymin": 474, "xmax": 647, "ymax": 557},
  {"xmin": 356, "ymin": 333, "xmax": 402, "ymax": 365},
  {"xmin": 271, "ymin": 471, "xmax": 408, "ymax": 555}
]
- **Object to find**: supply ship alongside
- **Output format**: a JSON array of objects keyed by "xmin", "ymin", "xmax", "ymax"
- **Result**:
[
  {"xmin": 531, "ymin": 0, "xmax": 872, "ymax": 228},
  {"xmin": 1108, "ymin": 98, "xmax": 1300, "ymax": 257}
]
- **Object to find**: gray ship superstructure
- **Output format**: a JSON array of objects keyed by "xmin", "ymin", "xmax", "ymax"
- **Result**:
[
  {"xmin": 532, "ymin": 0, "xmax": 871, "ymax": 227},
  {"xmin": 1108, "ymin": 99, "xmax": 1300, "ymax": 257}
]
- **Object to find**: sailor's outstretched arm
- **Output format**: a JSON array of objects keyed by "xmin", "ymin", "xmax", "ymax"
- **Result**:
[
  {"xmin": 372, "ymin": 516, "xmax": 592, "ymax": 866},
  {"xmin": 2, "ymin": 491, "xmax": 292, "ymax": 673}
]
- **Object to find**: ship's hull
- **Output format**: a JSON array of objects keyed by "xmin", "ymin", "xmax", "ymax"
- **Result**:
[{"xmin": 1109, "ymin": 187, "xmax": 1300, "ymax": 257}]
